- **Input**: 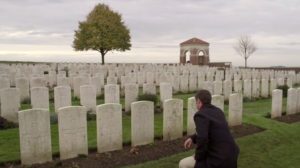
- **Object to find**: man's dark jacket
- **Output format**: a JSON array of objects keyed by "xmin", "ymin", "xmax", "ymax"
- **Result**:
[{"xmin": 190, "ymin": 103, "xmax": 240, "ymax": 168}]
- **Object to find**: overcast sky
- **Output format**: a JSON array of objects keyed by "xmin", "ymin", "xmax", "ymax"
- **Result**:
[{"xmin": 0, "ymin": 0, "xmax": 299, "ymax": 67}]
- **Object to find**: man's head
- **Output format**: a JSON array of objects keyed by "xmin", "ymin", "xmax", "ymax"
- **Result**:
[{"xmin": 195, "ymin": 89, "xmax": 212, "ymax": 110}]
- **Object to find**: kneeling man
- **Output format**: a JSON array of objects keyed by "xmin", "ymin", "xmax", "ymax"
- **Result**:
[{"xmin": 179, "ymin": 89, "xmax": 240, "ymax": 168}]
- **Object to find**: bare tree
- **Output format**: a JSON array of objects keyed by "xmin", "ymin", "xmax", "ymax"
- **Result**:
[{"xmin": 233, "ymin": 35, "xmax": 257, "ymax": 68}]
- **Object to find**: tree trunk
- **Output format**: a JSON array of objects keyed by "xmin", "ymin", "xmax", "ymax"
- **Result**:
[
  {"xmin": 101, "ymin": 53, "xmax": 105, "ymax": 65},
  {"xmin": 245, "ymin": 58, "xmax": 247, "ymax": 68}
]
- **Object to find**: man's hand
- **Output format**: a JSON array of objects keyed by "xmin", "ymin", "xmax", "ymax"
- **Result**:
[{"xmin": 184, "ymin": 138, "xmax": 193, "ymax": 149}]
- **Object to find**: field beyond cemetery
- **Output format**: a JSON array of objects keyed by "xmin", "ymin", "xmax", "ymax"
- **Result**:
[{"xmin": 1, "ymin": 85, "xmax": 300, "ymax": 168}]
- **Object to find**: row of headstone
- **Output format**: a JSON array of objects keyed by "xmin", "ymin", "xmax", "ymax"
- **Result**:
[
  {"xmin": 17, "ymin": 92, "xmax": 244, "ymax": 165},
  {"xmin": 271, "ymin": 88, "xmax": 300, "ymax": 118}
]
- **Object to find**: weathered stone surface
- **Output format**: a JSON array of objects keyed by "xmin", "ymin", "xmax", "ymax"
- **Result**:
[
  {"xmin": 228, "ymin": 93, "xmax": 243, "ymax": 126},
  {"xmin": 90, "ymin": 76, "xmax": 102, "ymax": 97},
  {"xmin": 160, "ymin": 75, "xmax": 170, "ymax": 84},
  {"xmin": 16, "ymin": 77, "xmax": 29, "ymax": 102},
  {"xmin": 187, "ymin": 97, "xmax": 198, "ymax": 136},
  {"xmin": 54, "ymin": 86, "xmax": 71, "ymax": 112},
  {"xmin": 73, "ymin": 77, "xmax": 90, "ymax": 99},
  {"xmin": 138, "ymin": 72, "xmax": 145, "ymax": 87},
  {"xmin": 80, "ymin": 85, "xmax": 96, "ymax": 113},
  {"xmin": 97, "ymin": 103, "xmax": 122, "ymax": 153},
  {"xmin": 171, "ymin": 75, "xmax": 180, "ymax": 94},
  {"xmin": 243, "ymin": 80, "xmax": 251, "ymax": 98},
  {"xmin": 104, "ymin": 84, "xmax": 120, "ymax": 104},
  {"xmin": 18, "ymin": 109, "xmax": 52, "ymax": 165},
  {"xmin": 125, "ymin": 84, "xmax": 138, "ymax": 112},
  {"xmin": 189, "ymin": 75, "xmax": 197, "ymax": 92},
  {"xmin": 277, "ymin": 78, "xmax": 284, "ymax": 86},
  {"xmin": 57, "ymin": 77, "xmax": 70, "ymax": 87},
  {"xmin": 107, "ymin": 76, "xmax": 117, "ymax": 85},
  {"xmin": 207, "ymin": 74, "xmax": 214, "ymax": 81},
  {"xmin": 203, "ymin": 81, "xmax": 214, "ymax": 95},
  {"xmin": 271, "ymin": 89, "xmax": 282, "ymax": 118},
  {"xmin": 163, "ymin": 99, "xmax": 183, "ymax": 141},
  {"xmin": 211, "ymin": 95, "xmax": 224, "ymax": 112},
  {"xmin": 180, "ymin": 75, "xmax": 188, "ymax": 93},
  {"xmin": 0, "ymin": 88, "xmax": 20, "ymax": 122},
  {"xmin": 198, "ymin": 72, "xmax": 204, "ymax": 90},
  {"xmin": 160, "ymin": 83, "xmax": 172, "ymax": 108},
  {"xmin": 261, "ymin": 79, "xmax": 269, "ymax": 98},
  {"xmin": 143, "ymin": 83, "xmax": 156, "ymax": 95},
  {"xmin": 270, "ymin": 79, "xmax": 277, "ymax": 96},
  {"xmin": 213, "ymin": 81, "xmax": 223, "ymax": 95},
  {"xmin": 287, "ymin": 88, "xmax": 297, "ymax": 115},
  {"xmin": 58, "ymin": 106, "xmax": 88, "ymax": 160},
  {"xmin": 146, "ymin": 72, "xmax": 154, "ymax": 84},
  {"xmin": 0, "ymin": 77, "xmax": 10, "ymax": 101},
  {"xmin": 30, "ymin": 77, "xmax": 46, "ymax": 88},
  {"xmin": 31, "ymin": 87, "xmax": 49, "ymax": 110},
  {"xmin": 223, "ymin": 80, "xmax": 232, "ymax": 100},
  {"xmin": 95, "ymin": 73, "xmax": 105, "ymax": 89},
  {"xmin": 131, "ymin": 101, "xmax": 154, "ymax": 146},
  {"xmin": 234, "ymin": 80, "xmax": 242, "ymax": 94},
  {"xmin": 287, "ymin": 78, "xmax": 293, "ymax": 88},
  {"xmin": 252, "ymin": 79, "xmax": 260, "ymax": 98}
]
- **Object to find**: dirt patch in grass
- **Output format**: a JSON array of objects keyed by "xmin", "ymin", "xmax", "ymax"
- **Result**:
[
  {"xmin": 272, "ymin": 113, "xmax": 300, "ymax": 124},
  {"xmin": 3, "ymin": 124, "xmax": 264, "ymax": 168},
  {"xmin": 230, "ymin": 124, "xmax": 265, "ymax": 138}
]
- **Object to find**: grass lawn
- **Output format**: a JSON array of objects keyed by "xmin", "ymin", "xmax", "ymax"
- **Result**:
[{"xmin": 0, "ymin": 85, "xmax": 299, "ymax": 167}]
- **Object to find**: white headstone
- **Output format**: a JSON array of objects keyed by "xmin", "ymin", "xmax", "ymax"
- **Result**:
[
  {"xmin": 31, "ymin": 87, "xmax": 49, "ymax": 110},
  {"xmin": 54, "ymin": 86, "xmax": 71, "ymax": 112},
  {"xmin": 287, "ymin": 88, "xmax": 297, "ymax": 115},
  {"xmin": 160, "ymin": 83, "xmax": 172, "ymax": 108},
  {"xmin": 138, "ymin": 72, "xmax": 145, "ymax": 87},
  {"xmin": 252, "ymin": 79, "xmax": 260, "ymax": 98},
  {"xmin": 261, "ymin": 79, "xmax": 269, "ymax": 98},
  {"xmin": 146, "ymin": 72, "xmax": 154, "ymax": 84},
  {"xmin": 125, "ymin": 84, "xmax": 138, "ymax": 112},
  {"xmin": 107, "ymin": 76, "xmax": 117, "ymax": 85},
  {"xmin": 270, "ymin": 79, "xmax": 277, "ymax": 96},
  {"xmin": 15, "ymin": 77, "xmax": 29, "ymax": 102},
  {"xmin": 90, "ymin": 76, "xmax": 102, "ymax": 97},
  {"xmin": 189, "ymin": 75, "xmax": 197, "ymax": 92},
  {"xmin": 211, "ymin": 95, "xmax": 224, "ymax": 112},
  {"xmin": 143, "ymin": 83, "xmax": 156, "ymax": 95},
  {"xmin": 0, "ymin": 78, "xmax": 11, "ymax": 101},
  {"xmin": 271, "ymin": 89, "xmax": 282, "ymax": 118},
  {"xmin": 73, "ymin": 77, "xmax": 90, "ymax": 99},
  {"xmin": 297, "ymin": 88, "xmax": 300, "ymax": 113},
  {"xmin": 97, "ymin": 103, "xmax": 122, "ymax": 153},
  {"xmin": 104, "ymin": 84, "xmax": 120, "ymax": 104},
  {"xmin": 234, "ymin": 80, "xmax": 242, "ymax": 94},
  {"xmin": 180, "ymin": 75, "xmax": 188, "ymax": 93},
  {"xmin": 187, "ymin": 97, "xmax": 198, "ymax": 136},
  {"xmin": 163, "ymin": 99, "xmax": 183, "ymax": 141},
  {"xmin": 30, "ymin": 77, "xmax": 46, "ymax": 88},
  {"xmin": 0, "ymin": 88, "xmax": 20, "ymax": 122},
  {"xmin": 131, "ymin": 101, "xmax": 154, "ymax": 146},
  {"xmin": 198, "ymin": 72, "xmax": 204, "ymax": 90},
  {"xmin": 80, "ymin": 85, "xmax": 96, "ymax": 113},
  {"xmin": 228, "ymin": 93, "xmax": 243, "ymax": 126},
  {"xmin": 58, "ymin": 106, "xmax": 88, "ymax": 160},
  {"xmin": 171, "ymin": 75, "xmax": 180, "ymax": 94},
  {"xmin": 213, "ymin": 81, "xmax": 223, "ymax": 95},
  {"xmin": 243, "ymin": 80, "xmax": 251, "ymax": 98},
  {"xmin": 57, "ymin": 77, "xmax": 70, "ymax": 87},
  {"xmin": 18, "ymin": 109, "xmax": 52, "ymax": 165}
]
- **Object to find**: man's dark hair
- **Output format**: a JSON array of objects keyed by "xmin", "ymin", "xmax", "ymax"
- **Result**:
[{"xmin": 195, "ymin": 89, "xmax": 212, "ymax": 104}]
